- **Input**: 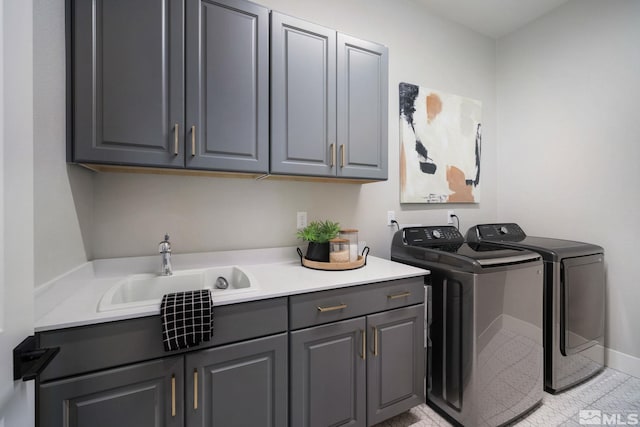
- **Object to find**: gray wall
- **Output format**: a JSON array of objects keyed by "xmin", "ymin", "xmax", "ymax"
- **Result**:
[{"xmin": 496, "ymin": 0, "xmax": 640, "ymax": 362}]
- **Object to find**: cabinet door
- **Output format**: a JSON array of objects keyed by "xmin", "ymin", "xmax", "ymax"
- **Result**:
[
  {"xmin": 290, "ymin": 317, "xmax": 366, "ymax": 427},
  {"xmin": 337, "ymin": 34, "xmax": 388, "ymax": 180},
  {"xmin": 185, "ymin": 333, "xmax": 287, "ymax": 427},
  {"xmin": 72, "ymin": 0, "xmax": 185, "ymax": 167},
  {"xmin": 271, "ymin": 12, "xmax": 337, "ymax": 177},
  {"xmin": 39, "ymin": 356, "xmax": 184, "ymax": 427},
  {"xmin": 185, "ymin": 0, "xmax": 269, "ymax": 173},
  {"xmin": 367, "ymin": 304, "xmax": 425, "ymax": 425}
]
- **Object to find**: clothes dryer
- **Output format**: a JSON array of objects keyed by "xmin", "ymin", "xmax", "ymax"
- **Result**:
[{"xmin": 466, "ymin": 223, "xmax": 605, "ymax": 393}]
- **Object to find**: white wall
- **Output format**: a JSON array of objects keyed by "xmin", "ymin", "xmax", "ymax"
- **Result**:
[
  {"xmin": 87, "ymin": 0, "xmax": 498, "ymax": 260},
  {"xmin": 1, "ymin": 0, "xmax": 35, "ymax": 425},
  {"xmin": 34, "ymin": 0, "xmax": 93, "ymax": 286},
  {"xmin": 497, "ymin": 0, "xmax": 640, "ymax": 362}
]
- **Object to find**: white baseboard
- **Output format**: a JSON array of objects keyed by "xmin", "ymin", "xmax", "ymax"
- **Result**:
[{"xmin": 606, "ymin": 347, "xmax": 640, "ymax": 378}]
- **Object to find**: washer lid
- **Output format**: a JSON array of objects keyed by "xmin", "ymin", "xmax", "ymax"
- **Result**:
[
  {"xmin": 391, "ymin": 226, "xmax": 541, "ymax": 273},
  {"xmin": 466, "ymin": 223, "xmax": 603, "ymax": 261}
]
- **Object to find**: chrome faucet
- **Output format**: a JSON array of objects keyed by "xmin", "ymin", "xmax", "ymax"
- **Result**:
[{"xmin": 159, "ymin": 234, "xmax": 173, "ymax": 276}]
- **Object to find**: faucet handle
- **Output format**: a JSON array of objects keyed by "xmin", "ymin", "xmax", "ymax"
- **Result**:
[{"xmin": 159, "ymin": 234, "xmax": 171, "ymax": 253}]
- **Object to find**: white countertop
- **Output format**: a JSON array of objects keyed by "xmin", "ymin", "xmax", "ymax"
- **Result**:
[{"xmin": 35, "ymin": 247, "xmax": 429, "ymax": 332}]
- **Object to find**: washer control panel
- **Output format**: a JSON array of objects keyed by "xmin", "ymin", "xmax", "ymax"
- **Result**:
[
  {"xmin": 470, "ymin": 223, "xmax": 527, "ymax": 242},
  {"xmin": 403, "ymin": 226, "xmax": 464, "ymax": 247}
]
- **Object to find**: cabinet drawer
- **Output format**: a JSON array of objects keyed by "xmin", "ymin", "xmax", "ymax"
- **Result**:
[
  {"xmin": 39, "ymin": 297, "xmax": 287, "ymax": 382},
  {"xmin": 289, "ymin": 278, "xmax": 424, "ymax": 330}
]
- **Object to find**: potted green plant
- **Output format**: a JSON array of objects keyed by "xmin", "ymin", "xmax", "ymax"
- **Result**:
[{"xmin": 296, "ymin": 220, "xmax": 341, "ymax": 262}]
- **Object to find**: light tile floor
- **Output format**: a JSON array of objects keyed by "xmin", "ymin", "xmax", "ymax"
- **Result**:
[{"xmin": 373, "ymin": 368, "xmax": 640, "ymax": 427}]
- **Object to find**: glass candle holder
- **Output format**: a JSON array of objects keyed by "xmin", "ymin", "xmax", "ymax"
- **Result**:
[
  {"xmin": 329, "ymin": 238, "xmax": 350, "ymax": 263},
  {"xmin": 339, "ymin": 229, "xmax": 359, "ymax": 262}
]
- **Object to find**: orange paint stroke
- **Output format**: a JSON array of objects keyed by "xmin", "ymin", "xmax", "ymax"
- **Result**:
[
  {"xmin": 426, "ymin": 93, "xmax": 442, "ymax": 124},
  {"xmin": 446, "ymin": 165, "xmax": 474, "ymax": 203}
]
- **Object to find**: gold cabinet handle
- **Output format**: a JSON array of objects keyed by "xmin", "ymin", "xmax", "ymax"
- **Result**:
[
  {"xmin": 173, "ymin": 123, "xmax": 179, "ymax": 155},
  {"xmin": 317, "ymin": 303, "xmax": 347, "ymax": 313},
  {"xmin": 388, "ymin": 291, "xmax": 411, "ymax": 300},
  {"xmin": 361, "ymin": 329, "xmax": 366, "ymax": 360},
  {"xmin": 171, "ymin": 374, "xmax": 176, "ymax": 417},
  {"xmin": 340, "ymin": 144, "xmax": 345, "ymax": 168},
  {"xmin": 330, "ymin": 143, "xmax": 336, "ymax": 167},
  {"xmin": 191, "ymin": 125, "xmax": 196, "ymax": 156},
  {"xmin": 193, "ymin": 369, "xmax": 198, "ymax": 410},
  {"xmin": 373, "ymin": 326, "xmax": 379, "ymax": 356}
]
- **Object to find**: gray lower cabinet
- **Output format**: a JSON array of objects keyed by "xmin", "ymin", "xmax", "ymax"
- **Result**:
[
  {"xmin": 289, "ymin": 278, "xmax": 425, "ymax": 426},
  {"xmin": 290, "ymin": 317, "xmax": 367, "ymax": 427},
  {"xmin": 366, "ymin": 305, "xmax": 425, "ymax": 425},
  {"xmin": 37, "ymin": 298, "xmax": 288, "ymax": 427},
  {"xmin": 185, "ymin": 333, "xmax": 288, "ymax": 427},
  {"xmin": 270, "ymin": 12, "xmax": 388, "ymax": 180},
  {"xmin": 290, "ymin": 306, "xmax": 424, "ymax": 427},
  {"xmin": 39, "ymin": 356, "xmax": 184, "ymax": 427}
]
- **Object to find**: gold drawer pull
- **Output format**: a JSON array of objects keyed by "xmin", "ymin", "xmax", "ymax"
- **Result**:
[
  {"xmin": 361, "ymin": 329, "xmax": 366, "ymax": 360},
  {"xmin": 373, "ymin": 326, "xmax": 379, "ymax": 356},
  {"xmin": 171, "ymin": 374, "xmax": 176, "ymax": 417},
  {"xmin": 330, "ymin": 143, "xmax": 336, "ymax": 167},
  {"xmin": 173, "ymin": 123, "xmax": 179, "ymax": 155},
  {"xmin": 388, "ymin": 291, "xmax": 411, "ymax": 300},
  {"xmin": 317, "ymin": 303, "xmax": 347, "ymax": 313},
  {"xmin": 193, "ymin": 369, "xmax": 198, "ymax": 410},
  {"xmin": 191, "ymin": 125, "xmax": 196, "ymax": 156}
]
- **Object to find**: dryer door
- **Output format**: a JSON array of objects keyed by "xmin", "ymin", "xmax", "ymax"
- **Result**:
[{"xmin": 560, "ymin": 254, "xmax": 605, "ymax": 356}]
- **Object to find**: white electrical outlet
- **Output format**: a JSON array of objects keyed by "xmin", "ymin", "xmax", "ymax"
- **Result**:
[
  {"xmin": 297, "ymin": 211, "xmax": 307, "ymax": 229},
  {"xmin": 447, "ymin": 210, "xmax": 455, "ymax": 224},
  {"xmin": 387, "ymin": 211, "xmax": 396, "ymax": 226}
]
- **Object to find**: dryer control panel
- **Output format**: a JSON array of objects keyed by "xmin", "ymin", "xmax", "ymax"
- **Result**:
[
  {"xmin": 403, "ymin": 226, "xmax": 464, "ymax": 247},
  {"xmin": 468, "ymin": 223, "xmax": 526, "ymax": 242}
]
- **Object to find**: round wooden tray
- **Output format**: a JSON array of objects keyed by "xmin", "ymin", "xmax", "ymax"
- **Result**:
[{"xmin": 297, "ymin": 247, "xmax": 370, "ymax": 271}]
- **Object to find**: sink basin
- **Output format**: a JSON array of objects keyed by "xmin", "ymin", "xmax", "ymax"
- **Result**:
[{"xmin": 98, "ymin": 265, "xmax": 257, "ymax": 312}]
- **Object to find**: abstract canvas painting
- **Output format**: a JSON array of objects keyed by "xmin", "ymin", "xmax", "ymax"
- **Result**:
[{"xmin": 399, "ymin": 82, "xmax": 482, "ymax": 203}]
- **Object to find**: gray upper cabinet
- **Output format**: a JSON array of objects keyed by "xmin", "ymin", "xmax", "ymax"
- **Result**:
[
  {"xmin": 271, "ymin": 13, "xmax": 388, "ymax": 180},
  {"xmin": 72, "ymin": 0, "xmax": 185, "ymax": 167},
  {"xmin": 185, "ymin": 0, "xmax": 269, "ymax": 173},
  {"xmin": 39, "ymin": 356, "xmax": 184, "ymax": 427},
  {"xmin": 71, "ymin": 0, "xmax": 268, "ymax": 173},
  {"xmin": 337, "ymin": 34, "xmax": 388, "ymax": 180},
  {"xmin": 71, "ymin": 1, "xmax": 386, "ymax": 179},
  {"xmin": 270, "ymin": 12, "xmax": 337, "ymax": 177}
]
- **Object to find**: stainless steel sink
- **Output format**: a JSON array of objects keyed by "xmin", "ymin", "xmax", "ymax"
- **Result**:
[{"xmin": 98, "ymin": 265, "xmax": 257, "ymax": 312}]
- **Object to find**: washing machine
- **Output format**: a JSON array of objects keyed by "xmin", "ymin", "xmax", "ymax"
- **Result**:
[
  {"xmin": 391, "ymin": 226, "xmax": 544, "ymax": 427},
  {"xmin": 466, "ymin": 223, "xmax": 605, "ymax": 394}
]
